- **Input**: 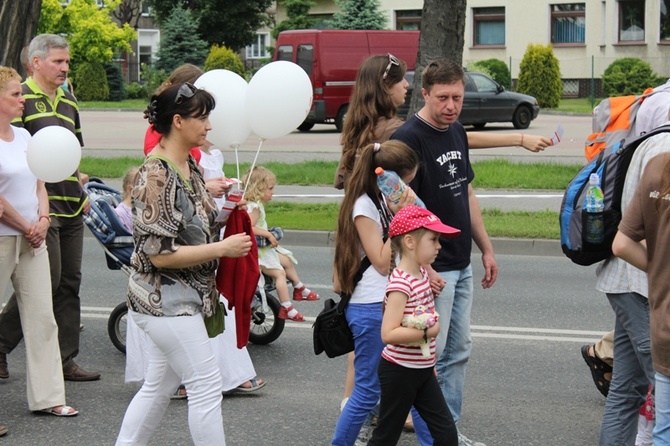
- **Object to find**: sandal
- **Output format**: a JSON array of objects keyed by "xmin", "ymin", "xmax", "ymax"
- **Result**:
[
  {"xmin": 170, "ymin": 384, "xmax": 187, "ymax": 400},
  {"xmin": 278, "ymin": 305, "xmax": 305, "ymax": 322},
  {"xmin": 36, "ymin": 405, "xmax": 78, "ymax": 417},
  {"xmin": 235, "ymin": 378, "xmax": 266, "ymax": 393},
  {"xmin": 581, "ymin": 344, "xmax": 612, "ymax": 397}
]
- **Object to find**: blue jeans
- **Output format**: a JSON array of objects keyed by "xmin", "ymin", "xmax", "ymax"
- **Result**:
[
  {"xmin": 599, "ymin": 292, "xmax": 654, "ymax": 446},
  {"xmin": 332, "ymin": 302, "xmax": 384, "ymax": 446},
  {"xmin": 435, "ymin": 265, "xmax": 474, "ymax": 425},
  {"xmin": 655, "ymin": 372, "xmax": 670, "ymax": 445}
]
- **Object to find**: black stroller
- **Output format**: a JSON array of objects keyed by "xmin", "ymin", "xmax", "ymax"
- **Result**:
[{"xmin": 83, "ymin": 179, "xmax": 285, "ymax": 353}]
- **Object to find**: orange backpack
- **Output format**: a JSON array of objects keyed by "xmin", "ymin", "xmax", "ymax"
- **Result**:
[{"xmin": 584, "ymin": 88, "xmax": 655, "ymax": 161}]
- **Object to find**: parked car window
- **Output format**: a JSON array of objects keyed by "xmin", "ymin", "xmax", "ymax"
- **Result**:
[{"xmin": 470, "ymin": 73, "xmax": 498, "ymax": 93}]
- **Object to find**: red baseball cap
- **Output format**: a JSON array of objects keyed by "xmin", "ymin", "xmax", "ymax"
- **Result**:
[{"xmin": 389, "ymin": 205, "xmax": 461, "ymax": 238}]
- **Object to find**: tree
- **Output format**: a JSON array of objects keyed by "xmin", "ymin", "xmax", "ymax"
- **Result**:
[
  {"xmin": 147, "ymin": 0, "xmax": 273, "ymax": 51},
  {"xmin": 272, "ymin": 0, "xmax": 316, "ymax": 40},
  {"xmin": 326, "ymin": 0, "xmax": 387, "ymax": 30},
  {"xmin": 0, "ymin": 0, "xmax": 43, "ymax": 76},
  {"xmin": 407, "ymin": 0, "xmax": 466, "ymax": 116},
  {"xmin": 111, "ymin": 0, "xmax": 143, "ymax": 29},
  {"xmin": 517, "ymin": 44, "xmax": 562, "ymax": 108},
  {"xmin": 154, "ymin": 7, "xmax": 208, "ymax": 73},
  {"xmin": 38, "ymin": 0, "xmax": 136, "ymax": 63}
]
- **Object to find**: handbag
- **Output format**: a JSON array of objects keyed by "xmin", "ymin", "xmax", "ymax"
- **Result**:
[
  {"xmin": 203, "ymin": 300, "xmax": 226, "ymax": 338},
  {"xmin": 312, "ymin": 257, "xmax": 371, "ymax": 358}
]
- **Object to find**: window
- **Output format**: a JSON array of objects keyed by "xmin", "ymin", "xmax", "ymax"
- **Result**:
[
  {"xmin": 296, "ymin": 44, "xmax": 313, "ymax": 75},
  {"xmin": 276, "ymin": 45, "xmax": 293, "ymax": 62},
  {"xmin": 473, "ymin": 7, "xmax": 505, "ymax": 46},
  {"xmin": 619, "ymin": 0, "xmax": 645, "ymax": 42},
  {"xmin": 141, "ymin": 1, "xmax": 152, "ymax": 16},
  {"xmin": 661, "ymin": 0, "xmax": 670, "ymax": 41},
  {"xmin": 395, "ymin": 10, "xmax": 421, "ymax": 30},
  {"xmin": 245, "ymin": 33, "xmax": 269, "ymax": 59},
  {"xmin": 551, "ymin": 4, "xmax": 586, "ymax": 44}
]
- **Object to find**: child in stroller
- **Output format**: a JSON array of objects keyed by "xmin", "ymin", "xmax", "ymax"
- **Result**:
[{"xmin": 82, "ymin": 175, "xmax": 281, "ymax": 394}]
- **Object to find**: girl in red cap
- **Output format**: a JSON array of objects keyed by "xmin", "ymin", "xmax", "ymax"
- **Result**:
[{"xmin": 368, "ymin": 205, "xmax": 460, "ymax": 445}]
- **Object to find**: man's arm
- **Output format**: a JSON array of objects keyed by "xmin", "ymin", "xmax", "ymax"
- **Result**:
[
  {"xmin": 468, "ymin": 184, "xmax": 498, "ymax": 288},
  {"xmin": 467, "ymin": 132, "xmax": 552, "ymax": 153}
]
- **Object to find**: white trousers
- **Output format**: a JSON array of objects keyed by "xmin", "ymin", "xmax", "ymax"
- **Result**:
[
  {"xmin": 115, "ymin": 312, "xmax": 225, "ymax": 446},
  {"xmin": 0, "ymin": 236, "xmax": 65, "ymax": 410}
]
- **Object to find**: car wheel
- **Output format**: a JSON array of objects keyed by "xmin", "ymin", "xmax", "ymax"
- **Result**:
[
  {"xmin": 297, "ymin": 121, "xmax": 315, "ymax": 132},
  {"xmin": 335, "ymin": 104, "xmax": 348, "ymax": 132},
  {"xmin": 472, "ymin": 123, "xmax": 486, "ymax": 130},
  {"xmin": 512, "ymin": 106, "xmax": 532, "ymax": 129}
]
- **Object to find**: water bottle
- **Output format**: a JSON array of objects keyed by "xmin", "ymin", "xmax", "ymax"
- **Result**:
[
  {"xmin": 585, "ymin": 173, "xmax": 605, "ymax": 244},
  {"xmin": 375, "ymin": 167, "xmax": 425, "ymax": 208}
]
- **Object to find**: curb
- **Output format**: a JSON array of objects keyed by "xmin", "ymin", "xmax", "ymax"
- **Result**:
[{"xmin": 282, "ymin": 230, "xmax": 563, "ymax": 257}]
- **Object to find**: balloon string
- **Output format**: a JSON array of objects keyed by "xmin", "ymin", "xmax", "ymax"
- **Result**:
[
  {"xmin": 241, "ymin": 138, "xmax": 264, "ymax": 202},
  {"xmin": 232, "ymin": 144, "xmax": 240, "ymax": 180}
]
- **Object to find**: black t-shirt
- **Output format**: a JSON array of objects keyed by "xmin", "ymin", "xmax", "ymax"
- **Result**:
[{"xmin": 392, "ymin": 114, "xmax": 474, "ymax": 271}]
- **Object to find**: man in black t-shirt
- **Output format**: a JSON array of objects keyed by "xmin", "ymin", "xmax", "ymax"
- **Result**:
[{"xmin": 392, "ymin": 59, "xmax": 498, "ymax": 446}]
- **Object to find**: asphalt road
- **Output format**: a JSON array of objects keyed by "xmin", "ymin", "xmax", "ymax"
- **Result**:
[
  {"xmin": 0, "ymin": 241, "xmax": 611, "ymax": 446},
  {"xmin": 80, "ymin": 109, "xmax": 592, "ymax": 165}
]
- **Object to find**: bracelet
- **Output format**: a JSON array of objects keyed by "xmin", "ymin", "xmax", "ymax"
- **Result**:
[
  {"xmin": 423, "ymin": 327, "xmax": 428, "ymax": 343},
  {"xmin": 39, "ymin": 215, "xmax": 51, "ymax": 223},
  {"xmin": 520, "ymin": 134, "xmax": 525, "ymax": 147}
]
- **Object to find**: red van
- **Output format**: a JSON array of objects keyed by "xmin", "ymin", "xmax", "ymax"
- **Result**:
[{"xmin": 273, "ymin": 29, "xmax": 419, "ymax": 132}]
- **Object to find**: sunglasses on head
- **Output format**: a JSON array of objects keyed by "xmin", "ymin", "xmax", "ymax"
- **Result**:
[
  {"xmin": 382, "ymin": 53, "xmax": 400, "ymax": 80},
  {"xmin": 174, "ymin": 82, "xmax": 198, "ymax": 104}
]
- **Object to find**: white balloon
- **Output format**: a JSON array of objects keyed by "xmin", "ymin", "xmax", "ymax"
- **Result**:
[
  {"xmin": 246, "ymin": 61, "xmax": 313, "ymax": 140},
  {"xmin": 195, "ymin": 70, "xmax": 251, "ymax": 148},
  {"xmin": 26, "ymin": 126, "xmax": 81, "ymax": 183}
]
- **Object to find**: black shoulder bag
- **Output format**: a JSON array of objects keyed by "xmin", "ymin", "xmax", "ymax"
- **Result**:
[{"xmin": 313, "ymin": 192, "xmax": 390, "ymax": 358}]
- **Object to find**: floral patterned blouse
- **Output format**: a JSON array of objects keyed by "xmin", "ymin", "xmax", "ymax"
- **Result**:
[{"xmin": 127, "ymin": 156, "xmax": 221, "ymax": 317}]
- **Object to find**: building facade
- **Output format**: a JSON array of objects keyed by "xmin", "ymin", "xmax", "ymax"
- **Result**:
[{"xmin": 267, "ymin": 0, "xmax": 670, "ymax": 97}]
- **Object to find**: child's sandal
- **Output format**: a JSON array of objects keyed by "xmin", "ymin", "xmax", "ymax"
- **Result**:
[{"xmin": 279, "ymin": 305, "xmax": 305, "ymax": 322}]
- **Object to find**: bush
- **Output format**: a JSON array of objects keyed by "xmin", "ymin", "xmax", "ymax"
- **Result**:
[
  {"xmin": 204, "ymin": 44, "xmax": 245, "ymax": 77},
  {"xmin": 104, "ymin": 62, "xmax": 127, "ymax": 101},
  {"xmin": 517, "ymin": 44, "xmax": 562, "ymax": 108},
  {"xmin": 471, "ymin": 58, "xmax": 511, "ymax": 90},
  {"xmin": 602, "ymin": 58, "xmax": 663, "ymax": 96},
  {"xmin": 125, "ymin": 82, "xmax": 148, "ymax": 99},
  {"xmin": 73, "ymin": 61, "xmax": 109, "ymax": 101},
  {"xmin": 140, "ymin": 63, "xmax": 167, "ymax": 99}
]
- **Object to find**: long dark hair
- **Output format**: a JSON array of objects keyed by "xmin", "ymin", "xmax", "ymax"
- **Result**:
[
  {"xmin": 339, "ymin": 55, "xmax": 407, "ymax": 179},
  {"xmin": 334, "ymin": 140, "xmax": 419, "ymax": 295},
  {"xmin": 143, "ymin": 82, "xmax": 215, "ymax": 136}
]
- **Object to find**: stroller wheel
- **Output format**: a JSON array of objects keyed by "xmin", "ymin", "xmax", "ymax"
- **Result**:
[
  {"xmin": 248, "ymin": 291, "xmax": 285, "ymax": 345},
  {"xmin": 108, "ymin": 302, "xmax": 128, "ymax": 354}
]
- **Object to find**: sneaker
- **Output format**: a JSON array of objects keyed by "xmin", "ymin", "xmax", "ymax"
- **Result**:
[{"xmin": 459, "ymin": 433, "xmax": 487, "ymax": 446}]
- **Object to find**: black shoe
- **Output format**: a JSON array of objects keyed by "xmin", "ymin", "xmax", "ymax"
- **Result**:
[
  {"xmin": 0, "ymin": 353, "xmax": 8, "ymax": 379},
  {"xmin": 63, "ymin": 362, "xmax": 101, "ymax": 381}
]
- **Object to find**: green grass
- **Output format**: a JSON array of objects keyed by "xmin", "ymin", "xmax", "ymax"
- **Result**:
[
  {"xmin": 265, "ymin": 203, "xmax": 560, "ymax": 239},
  {"xmin": 78, "ymin": 97, "xmax": 601, "ymax": 115},
  {"xmin": 81, "ymin": 157, "xmax": 582, "ymax": 191},
  {"xmin": 79, "ymin": 99, "xmax": 147, "ymax": 109},
  {"xmin": 552, "ymin": 97, "xmax": 603, "ymax": 114}
]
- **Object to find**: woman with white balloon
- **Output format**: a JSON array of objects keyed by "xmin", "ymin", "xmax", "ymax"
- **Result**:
[{"xmin": 0, "ymin": 66, "xmax": 78, "ymax": 418}]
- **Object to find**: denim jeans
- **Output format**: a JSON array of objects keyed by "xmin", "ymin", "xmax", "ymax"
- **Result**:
[
  {"xmin": 599, "ymin": 292, "xmax": 654, "ymax": 446},
  {"xmin": 434, "ymin": 265, "xmax": 474, "ymax": 425},
  {"xmin": 655, "ymin": 372, "xmax": 670, "ymax": 445},
  {"xmin": 116, "ymin": 312, "xmax": 225, "ymax": 446},
  {"xmin": 332, "ymin": 302, "xmax": 385, "ymax": 446}
]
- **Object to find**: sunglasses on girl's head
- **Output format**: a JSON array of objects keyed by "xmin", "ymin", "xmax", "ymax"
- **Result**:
[
  {"xmin": 383, "ymin": 53, "xmax": 400, "ymax": 80},
  {"xmin": 174, "ymin": 82, "xmax": 198, "ymax": 104}
]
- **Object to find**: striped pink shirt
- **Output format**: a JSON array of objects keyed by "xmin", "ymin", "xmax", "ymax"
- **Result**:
[{"xmin": 382, "ymin": 267, "xmax": 437, "ymax": 369}]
